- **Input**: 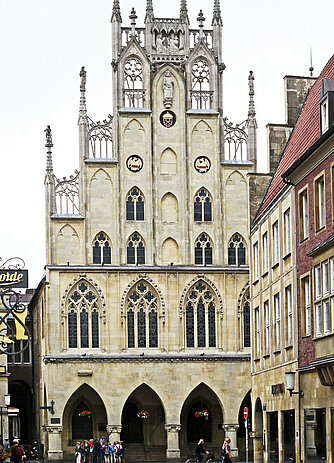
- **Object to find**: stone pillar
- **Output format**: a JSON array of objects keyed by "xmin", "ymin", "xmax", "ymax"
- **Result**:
[
  {"xmin": 305, "ymin": 424, "xmax": 317, "ymax": 457},
  {"xmin": 278, "ymin": 411, "xmax": 283, "ymax": 463},
  {"xmin": 223, "ymin": 424, "xmax": 239, "ymax": 458},
  {"xmin": 165, "ymin": 424, "xmax": 181, "ymax": 461},
  {"xmin": 106, "ymin": 425, "xmax": 122, "ymax": 443},
  {"xmin": 251, "ymin": 432, "xmax": 264, "ymax": 463},
  {"xmin": 44, "ymin": 426, "xmax": 63, "ymax": 460}
]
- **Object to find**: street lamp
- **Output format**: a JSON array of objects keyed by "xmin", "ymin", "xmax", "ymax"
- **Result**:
[
  {"xmin": 0, "ymin": 393, "xmax": 10, "ymax": 446},
  {"xmin": 285, "ymin": 371, "xmax": 304, "ymax": 396}
]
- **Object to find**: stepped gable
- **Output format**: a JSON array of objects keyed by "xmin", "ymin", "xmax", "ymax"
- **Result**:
[{"xmin": 254, "ymin": 54, "xmax": 334, "ymax": 224}]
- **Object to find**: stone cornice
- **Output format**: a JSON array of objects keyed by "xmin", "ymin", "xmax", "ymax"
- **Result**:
[
  {"xmin": 43, "ymin": 354, "xmax": 250, "ymax": 364},
  {"xmin": 46, "ymin": 265, "xmax": 249, "ymax": 273}
]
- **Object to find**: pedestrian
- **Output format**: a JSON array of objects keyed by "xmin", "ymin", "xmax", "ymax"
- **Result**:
[
  {"xmin": 11, "ymin": 439, "xmax": 26, "ymax": 463},
  {"xmin": 119, "ymin": 442, "xmax": 125, "ymax": 463},
  {"xmin": 195, "ymin": 439, "xmax": 209, "ymax": 463},
  {"xmin": 75, "ymin": 442, "xmax": 82, "ymax": 463},
  {"xmin": 4, "ymin": 439, "xmax": 10, "ymax": 451},
  {"xmin": 92, "ymin": 439, "xmax": 100, "ymax": 463},
  {"xmin": 222, "ymin": 438, "xmax": 232, "ymax": 463}
]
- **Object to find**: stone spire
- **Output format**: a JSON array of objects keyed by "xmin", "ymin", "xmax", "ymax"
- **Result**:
[
  {"xmin": 212, "ymin": 0, "xmax": 223, "ymax": 26},
  {"xmin": 180, "ymin": 0, "xmax": 189, "ymax": 23},
  {"xmin": 111, "ymin": 0, "xmax": 122, "ymax": 22},
  {"xmin": 247, "ymin": 71, "xmax": 257, "ymax": 171},
  {"xmin": 78, "ymin": 66, "xmax": 88, "ymax": 125},
  {"xmin": 248, "ymin": 71, "xmax": 257, "ymax": 128},
  {"xmin": 44, "ymin": 125, "xmax": 54, "ymax": 176},
  {"xmin": 145, "ymin": 0, "xmax": 154, "ymax": 23}
]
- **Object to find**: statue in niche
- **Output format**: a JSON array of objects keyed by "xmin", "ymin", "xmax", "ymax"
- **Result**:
[
  {"xmin": 163, "ymin": 71, "xmax": 174, "ymax": 108},
  {"xmin": 169, "ymin": 33, "xmax": 179, "ymax": 51},
  {"xmin": 156, "ymin": 33, "xmax": 165, "ymax": 53}
]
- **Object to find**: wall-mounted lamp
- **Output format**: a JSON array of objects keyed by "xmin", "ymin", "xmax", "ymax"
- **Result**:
[{"xmin": 285, "ymin": 372, "xmax": 304, "ymax": 396}]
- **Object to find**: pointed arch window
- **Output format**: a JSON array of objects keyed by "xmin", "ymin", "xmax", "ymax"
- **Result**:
[
  {"xmin": 194, "ymin": 188, "xmax": 212, "ymax": 222},
  {"xmin": 126, "ymin": 281, "xmax": 159, "ymax": 348},
  {"xmin": 126, "ymin": 188, "xmax": 144, "ymax": 221},
  {"xmin": 228, "ymin": 233, "xmax": 246, "ymax": 266},
  {"xmin": 191, "ymin": 59, "xmax": 212, "ymax": 109},
  {"xmin": 185, "ymin": 281, "xmax": 216, "ymax": 348},
  {"xmin": 239, "ymin": 288, "xmax": 251, "ymax": 348},
  {"xmin": 67, "ymin": 281, "xmax": 100, "ymax": 349},
  {"xmin": 127, "ymin": 233, "xmax": 145, "ymax": 265},
  {"xmin": 123, "ymin": 57, "xmax": 145, "ymax": 108},
  {"xmin": 93, "ymin": 232, "xmax": 111, "ymax": 264},
  {"xmin": 195, "ymin": 234, "xmax": 213, "ymax": 265}
]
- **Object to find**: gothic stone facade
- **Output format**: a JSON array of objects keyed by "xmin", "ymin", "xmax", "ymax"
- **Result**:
[{"xmin": 33, "ymin": 1, "xmax": 257, "ymax": 460}]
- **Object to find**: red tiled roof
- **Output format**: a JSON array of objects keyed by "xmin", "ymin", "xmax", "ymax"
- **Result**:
[{"xmin": 255, "ymin": 54, "xmax": 334, "ymax": 222}]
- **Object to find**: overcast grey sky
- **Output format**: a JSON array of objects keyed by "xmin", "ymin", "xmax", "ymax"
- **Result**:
[{"xmin": 0, "ymin": 0, "xmax": 333, "ymax": 287}]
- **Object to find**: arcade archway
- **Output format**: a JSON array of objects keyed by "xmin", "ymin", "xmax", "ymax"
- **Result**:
[
  {"xmin": 8, "ymin": 380, "xmax": 34, "ymax": 444},
  {"xmin": 180, "ymin": 383, "xmax": 224, "ymax": 459},
  {"xmin": 237, "ymin": 390, "xmax": 253, "ymax": 460},
  {"xmin": 254, "ymin": 397, "xmax": 264, "ymax": 463},
  {"xmin": 121, "ymin": 384, "xmax": 166, "ymax": 461},
  {"xmin": 62, "ymin": 384, "xmax": 107, "ymax": 450}
]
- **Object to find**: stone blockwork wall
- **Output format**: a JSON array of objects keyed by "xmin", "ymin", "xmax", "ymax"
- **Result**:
[
  {"xmin": 267, "ymin": 124, "xmax": 292, "ymax": 174},
  {"xmin": 284, "ymin": 76, "xmax": 317, "ymax": 126},
  {"xmin": 248, "ymin": 173, "xmax": 272, "ymax": 225}
]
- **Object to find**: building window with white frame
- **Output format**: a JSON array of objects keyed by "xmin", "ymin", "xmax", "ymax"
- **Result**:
[
  {"xmin": 301, "ymin": 275, "xmax": 311, "ymax": 336},
  {"xmin": 283, "ymin": 208, "xmax": 291, "ymax": 256},
  {"xmin": 253, "ymin": 242, "xmax": 259, "ymax": 281},
  {"xmin": 331, "ymin": 257, "xmax": 334, "ymax": 332},
  {"xmin": 274, "ymin": 293, "xmax": 281, "ymax": 350},
  {"xmin": 299, "ymin": 189, "xmax": 309, "ymax": 241},
  {"xmin": 272, "ymin": 221, "xmax": 279, "ymax": 265},
  {"xmin": 264, "ymin": 300, "xmax": 270, "ymax": 355},
  {"xmin": 262, "ymin": 232, "xmax": 269, "ymax": 274},
  {"xmin": 285, "ymin": 285, "xmax": 293, "ymax": 346},
  {"xmin": 315, "ymin": 265, "xmax": 321, "ymax": 300},
  {"xmin": 255, "ymin": 307, "xmax": 260, "ymax": 358},
  {"xmin": 314, "ymin": 175, "xmax": 325, "ymax": 231},
  {"xmin": 321, "ymin": 100, "xmax": 329, "ymax": 133}
]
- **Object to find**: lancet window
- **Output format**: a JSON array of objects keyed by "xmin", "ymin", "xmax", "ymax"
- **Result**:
[
  {"xmin": 194, "ymin": 188, "xmax": 212, "ymax": 222},
  {"xmin": 228, "ymin": 233, "xmax": 246, "ymax": 266},
  {"xmin": 239, "ymin": 288, "xmax": 251, "ymax": 348},
  {"xmin": 195, "ymin": 234, "xmax": 213, "ymax": 265},
  {"xmin": 127, "ymin": 233, "xmax": 145, "ymax": 265},
  {"xmin": 123, "ymin": 57, "xmax": 145, "ymax": 108},
  {"xmin": 67, "ymin": 281, "xmax": 100, "ymax": 349},
  {"xmin": 126, "ymin": 281, "xmax": 159, "ymax": 348},
  {"xmin": 191, "ymin": 59, "xmax": 212, "ymax": 109},
  {"xmin": 126, "ymin": 188, "xmax": 144, "ymax": 221},
  {"xmin": 93, "ymin": 232, "xmax": 111, "ymax": 265},
  {"xmin": 185, "ymin": 281, "xmax": 216, "ymax": 348}
]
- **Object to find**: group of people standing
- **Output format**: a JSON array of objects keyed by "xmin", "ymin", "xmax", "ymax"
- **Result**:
[
  {"xmin": 75, "ymin": 438, "xmax": 125, "ymax": 463},
  {"xmin": 195, "ymin": 437, "xmax": 232, "ymax": 463}
]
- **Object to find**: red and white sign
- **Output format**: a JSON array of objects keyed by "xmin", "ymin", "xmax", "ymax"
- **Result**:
[{"xmin": 243, "ymin": 407, "xmax": 248, "ymax": 420}]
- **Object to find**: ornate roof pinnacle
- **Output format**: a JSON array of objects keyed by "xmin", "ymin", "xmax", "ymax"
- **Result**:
[
  {"xmin": 111, "ymin": 0, "xmax": 122, "ymax": 22},
  {"xmin": 248, "ymin": 71, "xmax": 257, "ymax": 128},
  {"xmin": 212, "ymin": 0, "xmax": 223, "ymax": 26},
  {"xmin": 145, "ymin": 0, "xmax": 154, "ymax": 23},
  {"xmin": 180, "ymin": 0, "xmax": 189, "ymax": 23},
  {"xmin": 130, "ymin": 7, "xmax": 137, "ymax": 34},
  {"xmin": 197, "ymin": 10, "xmax": 206, "ymax": 38},
  {"xmin": 79, "ymin": 66, "xmax": 88, "ymax": 125},
  {"xmin": 44, "ymin": 125, "xmax": 54, "ymax": 175}
]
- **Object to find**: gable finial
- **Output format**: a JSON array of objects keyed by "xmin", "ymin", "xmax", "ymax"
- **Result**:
[
  {"xmin": 197, "ymin": 10, "xmax": 206, "ymax": 38},
  {"xmin": 79, "ymin": 66, "xmax": 88, "ymax": 125},
  {"xmin": 180, "ymin": 0, "xmax": 189, "ymax": 23},
  {"xmin": 212, "ymin": 0, "xmax": 223, "ymax": 26},
  {"xmin": 145, "ymin": 0, "xmax": 154, "ymax": 23},
  {"xmin": 44, "ymin": 125, "xmax": 53, "ymax": 175},
  {"xmin": 129, "ymin": 7, "xmax": 137, "ymax": 35},
  {"xmin": 111, "ymin": 0, "xmax": 122, "ymax": 22}
]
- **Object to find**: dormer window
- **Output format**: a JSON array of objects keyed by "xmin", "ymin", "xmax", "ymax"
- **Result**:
[{"xmin": 319, "ymin": 79, "xmax": 334, "ymax": 135}]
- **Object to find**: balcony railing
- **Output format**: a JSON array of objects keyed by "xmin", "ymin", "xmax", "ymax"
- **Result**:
[
  {"xmin": 191, "ymin": 90, "xmax": 214, "ymax": 110},
  {"xmin": 123, "ymin": 89, "xmax": 146, "ymax": 109}
]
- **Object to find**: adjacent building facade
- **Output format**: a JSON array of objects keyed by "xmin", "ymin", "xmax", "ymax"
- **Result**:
[
  {"xmin": 31, "ymin": 1, "xmax": 261, "ymax": 460},
  {"xmin": 250, "ymin": 55, "xmax": 334, "ymax": 463}
]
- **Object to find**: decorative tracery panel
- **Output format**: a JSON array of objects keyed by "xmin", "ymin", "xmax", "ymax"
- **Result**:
[
  {"xmin": 67, "ymin": 281, "xmax": 100, "ymax": 349},
  {"xmin": 123, "ymin": 57, "xmax": 145, "ymax": 108},
  {"xmin": 184, "ymin": 281, "xmax": 217, "ymax": 348},
  {"xmin": 191, "ymin": 59, "xmax": 213, "ymax": 109},
  {"xmin": 125, "ymin": 281, "xmax": 159, "ymax": 349}
]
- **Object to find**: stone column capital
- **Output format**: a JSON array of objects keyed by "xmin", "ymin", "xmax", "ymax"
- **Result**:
[
  {"xmin": 42, "ymin": 425, "xmax": 63, "ymax": 433},
  {"xmin": 107, "ymin": 424, "xmax": 122, "ymax": 433},
  {"xmin": 165, "ymin": 424, "xmax": 181, "ymax": 432},
  {"xmin": 223, "ymin": 424, "xmax": 239, "ymax": 432}
]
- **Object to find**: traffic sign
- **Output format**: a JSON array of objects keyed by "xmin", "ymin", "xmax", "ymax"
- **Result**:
[{"xmin": 243, "ymin": 407, "xmax": 248, "ymax": 420}]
